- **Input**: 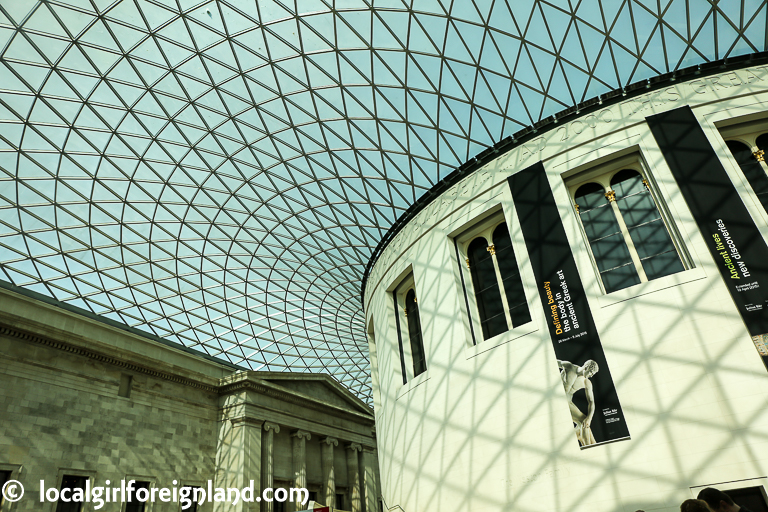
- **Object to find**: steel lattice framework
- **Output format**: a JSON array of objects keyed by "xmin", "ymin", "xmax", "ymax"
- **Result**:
[{"xmin": 0, "ymin": 0, "xmax": 765, "ymax": 403}]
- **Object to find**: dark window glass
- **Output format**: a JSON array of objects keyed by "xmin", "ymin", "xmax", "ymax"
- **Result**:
[
  {"xmin": 336, "ymin": 493, "xmax": 345, "ymax": 510},
  {"xmin": 405, "ymin": 289, "xmax": 427, "ymax": 376},
  {"xmin": 55, "ymin": 475, "xmax": 86, "ymax": 512},
  {"xmin": 125, "ymin": 481, "xmax": 150, "ymax": 512},
  {"xmin": 612, "ymin": 170, "xmax": 684, "ymax": 281},
  {"xmin": 492, "ymin": 224, "xmax": 531, "ymax": 327},
  {"xmin": 728, "ymin": 139, "xmax": 768, "ymax": 211},
  {"xmin": 308, "ymin": 491, "xmax": 318, "ymax": 503},
  {"xmin": 181, "ymin": 487, "xmax": 201, "ymax": 512},
  {"xmin": 576, "ymin": 182, "xmax": 640, "ymax": 292},
  {"xmin": 275, "ymin": 497, "xmax": 286, "ymax": 512},
  {"xmin": 726, "ymin": 486, "xmax": 768, "ymax": 512},
  {"xmin": 468, "ymin": 237, "xmax": 506, "ymax": 339},
  {"xmin": 393, "ymin": 292, "xmax": 408, "ymax": 384},
  {"xmin": 757, "ymin": 132, "xmax": 768, "ymax": 158},
  {"xmin": 0, "ymin": 470, "xmax": 10, "ymax": 508}
]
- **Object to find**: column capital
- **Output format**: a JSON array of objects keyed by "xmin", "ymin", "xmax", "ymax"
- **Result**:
[
  {"xmin": 230, "ymin": 417, "xmax": 264, "ymax": 427},
  {"xmin": 291, "ymin": 429, "xmax": 311, "ymax": 441},
  {"xmin": 321, "ymin": 436, "xmax": 338, "ymax": 447},
  {"xmin": 263, "ymin": 421, "xmax": 280, "ymax": 433},
  {"xmin": 346, "ymin": 442, "xmax": 362, "ymax": 452}
]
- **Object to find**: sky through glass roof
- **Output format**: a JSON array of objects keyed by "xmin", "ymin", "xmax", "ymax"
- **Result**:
[{"xmin": 0, "ymin": 0, "xmax": 765, "ymax": 403}]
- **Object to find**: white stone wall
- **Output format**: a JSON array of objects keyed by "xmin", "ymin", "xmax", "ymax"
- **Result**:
[{"xmin": 365, "ymin": 64, "xmax": 768, "ymax": 512}]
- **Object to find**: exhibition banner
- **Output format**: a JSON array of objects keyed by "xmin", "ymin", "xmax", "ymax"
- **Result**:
[
  {"xmin": 509, "ymin": 162, "xmax": 630, "ymax": 448},
  {"xmin": 647, "ymin": 106, "xmax": 768, "ymax": 368}
]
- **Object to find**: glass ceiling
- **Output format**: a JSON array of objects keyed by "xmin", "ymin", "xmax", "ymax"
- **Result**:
[{"xmin": 0, "ymin": 0, "xmax": 765, "ymax": 403}]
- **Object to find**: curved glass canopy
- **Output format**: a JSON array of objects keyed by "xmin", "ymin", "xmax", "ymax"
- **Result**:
[{"xmin": 0, "ymin": 0, "xmax": 764, "ymax": 403}]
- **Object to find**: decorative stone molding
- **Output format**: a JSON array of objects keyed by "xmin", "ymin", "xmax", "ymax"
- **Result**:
[
  {"xmin": 292, "ymin": 430, "xmax": 311, "ymax": 441},
  {"xmin": 230, "ymin": 417, "xmax": 264, "ymax": 427},
  {"xmin": 322, "ymin": 436, "xmax": 339, "ymax": 447},
  {"xmin": 0, "ymin": 325, "xmax": 219, "ymax": 392},
  {"xmin": 263, "ymin": 422, "xmax": 281, "ymax": 434},
  {"xmin": 347, "ymin": 442, "xmax": 362, "ymax": 452}
]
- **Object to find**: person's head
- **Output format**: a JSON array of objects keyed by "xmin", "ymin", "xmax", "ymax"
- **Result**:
[
  {"xmin": 680, "ymin": 499, "xmax": 713, "ymax": 512},
  {"xmin": 697, "ymin": 488, "xmax": 736, "ymax": 512},
  {"xmin": 582, "ymin": 360, "xmax": 599, "ymax": 378}
]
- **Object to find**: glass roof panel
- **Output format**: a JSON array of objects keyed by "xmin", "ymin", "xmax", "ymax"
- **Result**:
[{"xmin": 0, "ymin": 0, "xmax": 762, "ymax": 404}]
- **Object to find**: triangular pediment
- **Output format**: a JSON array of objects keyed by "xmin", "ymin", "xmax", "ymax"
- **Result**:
[{"xmin": 257, "ymin": 373, "xmax": 372, "ymax": 416}]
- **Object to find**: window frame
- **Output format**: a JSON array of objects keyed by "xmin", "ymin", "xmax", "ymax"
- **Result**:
[
  {"xmin": 51, "ymin": 470, "xmax": 95, "ymax": 512},
  {"xmin": 392, "ymin": 273, "xmax": 427, "ymax": 382},
  {"xmin": 0, "ymin": 464, "xmax": 21, "ymax": 512},
  {"xmin": 719, "ymin": 118, "xmax": 768, "ymax": 210},
  {"xmin": 455, "ymin": 211, "xmax": 531, "ymax": 343},
  {"xmin": 566, "ymin": 153, "xmax": 691, "ymax": 294},
  {"xmin": 122, "ymin": 476, "xmax": 156, "ymax": 512}
]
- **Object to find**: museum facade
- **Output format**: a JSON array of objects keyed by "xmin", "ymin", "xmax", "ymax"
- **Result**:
[{"xmin": 363, "ymin": 60, "xmax": 768, "ymax": 512}]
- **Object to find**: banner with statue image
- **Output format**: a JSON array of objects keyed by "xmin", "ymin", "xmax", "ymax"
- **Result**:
[{"xmin": 509, "ymin": 161, "xmax": 631, "ymax": 448}]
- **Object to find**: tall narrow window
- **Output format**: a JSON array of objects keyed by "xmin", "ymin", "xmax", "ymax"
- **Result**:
[
  {"xmin": 125, "ymin": 481, "xmax": 151, "ymax": 512},
  {"xmin": 55, "ymin": 475, "xmax": 87, "ymax": 512},
  {"xmin": 468, "ymin": 237, "xmax": 506, "ymax": 339},
  {"xmin": 181, "ymin": 486, "xmax": 202, "ymax": 512},
  {"xmin": 405, "ymin": 288, "xmax": 426, "ymax": 377},
  {"xmin": 392, "ymin": 274, "xmax": 427, "ymax": 382},
  {"xmin": 0, "ymin": 470, "xmax": 10, "ymax": 510},
  {"xmin": 458, "ymin": 214, "xmax": 531, "ymax": 342},
  {"xmin": 493, "ymin": 223, "xmax": 532, "ymax": 327},
  {"xmin": 723, "ymin": 129, "xmax": 768, "ymax": 212},
  {"xmin": 571, "ymin": 164, "xmax": 685, "ymax": 293},
  {"xmin": 612, "ymin": 170, "xmax": 684, "ymax": 280}
]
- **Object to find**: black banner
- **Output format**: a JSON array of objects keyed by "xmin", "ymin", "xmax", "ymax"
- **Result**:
[
  {"xmin": 647, "ymin": 106, "xmax": 768, "ymax": 369},
  {"xmin": 509, "ymin": 162, "xmax": 630, "ymax": 448}
]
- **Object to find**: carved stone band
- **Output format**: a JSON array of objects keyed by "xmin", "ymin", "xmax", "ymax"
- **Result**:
[
  {"xmin": 230, "ymin": 417, "xmax": 264, "ymax": 427},
  {"xmin": 292, "ymin": 430, "xmax": 311, "ymax": 440},
  {"xmin": 263, "ymin": 422, "xmax": 280, "ymax": 433}
]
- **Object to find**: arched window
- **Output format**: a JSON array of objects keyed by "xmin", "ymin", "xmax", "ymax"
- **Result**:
[
  {"xmin": 611, "ymin": 170, "xmax": 684, "ymax": 281},
  {"xmin": 463, "ymin": 219, "xmax": 531, "ymax": 341},
  {"xmin": 468, "ymin": 237, "xmax": 506, "ymax": 339},
  {"xmin": 576, "ymin": 181, "xmax": 639, "ymax": 292},
  {"xmin": 574, "ymin": 169, "xmax": 684, "ymax": 293},
  {"xmin": 726, "ymin": 137, "xmax": 768, "ymax": 211},
  {"xmin": 405, "ymin": 289, "xmax": 426, "ymax": 377},
  {"xmin": 493, "ymin": 223, "xmax": 531, "ymax": 328}
]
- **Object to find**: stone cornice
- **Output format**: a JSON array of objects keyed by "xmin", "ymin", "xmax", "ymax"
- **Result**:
[
  {"xmin": 230, "ymin": 417, "xmax": 265, "ymax": 427},
  {"xmin": 1, "ymin": 310, "xmax": 374, "ymax": 426},
  {"xmin": 0, "ymin": 325, "xmax": 220, "ymax": 393}
]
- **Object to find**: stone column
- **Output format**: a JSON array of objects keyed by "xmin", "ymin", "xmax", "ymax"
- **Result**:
[
  {"xmin": 321, "ymin": 437, "xmax": 338, "ymax": 507},
  {"xmin": 291, "ymin": 430, "xmax": 311, "ymax": 512},
  {"xmin": 261, "ymin": 422, "xmax": 280, "ymax": 512},
  {"xmin": 362, "ymin": 447, "xmax": 378, "ymax": 512},
  {"xmin": 346, "ymin": 443, "xmax": 362, "ymax": 512},
  {"xmin": 215, "ymin": 417, "xmax": 263, "ymax": 512}
]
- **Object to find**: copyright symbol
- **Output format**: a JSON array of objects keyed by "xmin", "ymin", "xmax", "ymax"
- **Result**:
[{"xmin": 2, "ymin": 480, "xmax": 24, "ymax": 502}]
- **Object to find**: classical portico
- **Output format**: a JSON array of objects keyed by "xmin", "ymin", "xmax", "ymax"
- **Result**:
[{"xmin": 218, "ymin": 372, "xmax": 379, "ymax": 512}]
